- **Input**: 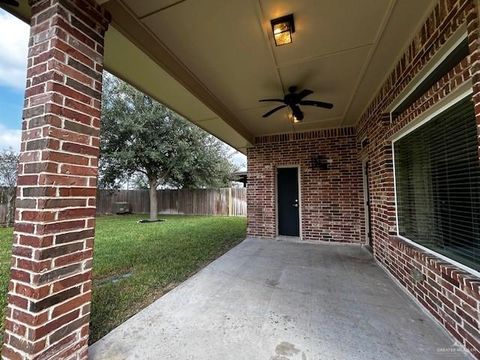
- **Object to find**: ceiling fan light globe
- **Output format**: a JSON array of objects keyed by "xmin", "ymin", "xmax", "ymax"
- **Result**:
[{"xmin": 290, "ymin": 109, "xmax": 304, "ymax": 123}]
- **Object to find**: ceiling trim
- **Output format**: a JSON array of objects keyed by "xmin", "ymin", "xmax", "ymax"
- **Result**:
[
  {"xmin": 275, "ymin": 43, "xmax": 374, "ymax": 70},
  {"xmin": 104, "ymin": 0, "xmax": 255, "ymax": 145},
  {"xmin": 350, "ymin": 0, "xmax": 437, "ymax": 126},
  {"xmin": 254, "ymin": 0, "xmax": 286, "ymax": 93},
  {"xmin": 340, "ymin": 0, "xmax": 397, "ymax": 126},
  {"xmin": 1, "ymin": 1, "xmax": 31, "ymax": 23},
  {"xmin": 138, "ymin": 0, "xmax": 186, "ymax": 20}
]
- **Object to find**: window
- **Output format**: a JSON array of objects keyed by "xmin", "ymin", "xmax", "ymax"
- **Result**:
[
  {"xmin": 394, "ymin": 96, "xmax": 480, "ymax": 270},
  {"xmin": 391, "ymin": 37, "xmax": 469, "ymax": 116}
]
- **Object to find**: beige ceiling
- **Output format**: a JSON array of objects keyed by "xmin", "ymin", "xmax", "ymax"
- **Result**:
[
  {"xmin": 4, "ymin": 0, "xmax": 435, "ymax": 152},
  {"xmin": 112, "ymin": 0, "xmax": 433, "ymax": 137}
]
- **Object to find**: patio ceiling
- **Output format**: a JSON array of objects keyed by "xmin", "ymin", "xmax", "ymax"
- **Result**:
[{"xmin": 4, "ymin": 0, "xmax": 434, "ymax": 153}]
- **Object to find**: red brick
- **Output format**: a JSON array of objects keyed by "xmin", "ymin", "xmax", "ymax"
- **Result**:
[
  {"xmin": 5, "ymin": 1, "xmax": 109, "ymax": 358},
  {"xmin": 248, "ymin": 129, "xmax": 362, "ymax": 242},
  {"xmin": 45, "ymin": 127, "xmax": 90, "ymax": 145},
  {"xmin": 38, "ymin": 174, "xmax": 88, "ymax": 187},
  {"xmin": 62, "ymin": 142, "xmax": 99, "ymax": 157},
  {"xmin": 57, "ymin": 207, "xmax": 96, "ymax": 220},
  {"xmin": 60, "ymin": 164, "xmax": 97, "ymax": 177},
  {"xmin": 58, "ymin": 187, "xmax": 96, "ymax": 197},
  {"xmin": 43, "ymin": 150, "xmax": 90, "ymax": 166},
  {"xmin": 37, "ymin": 220, "xmax": 86, "ymax": 235},
  {"xmin": 46, "ymin": 82, "xmax": 91, "ymax": 104}
]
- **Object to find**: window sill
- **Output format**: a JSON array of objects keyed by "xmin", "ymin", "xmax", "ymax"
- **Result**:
[{"xmin": 390, "ymin": 234, "xmax": 480, "ymax": 280}]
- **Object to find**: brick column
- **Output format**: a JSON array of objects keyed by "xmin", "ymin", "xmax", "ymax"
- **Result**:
[{"xmin": 2, "ymin": 1, "xmax": 110, "ymax": 359}]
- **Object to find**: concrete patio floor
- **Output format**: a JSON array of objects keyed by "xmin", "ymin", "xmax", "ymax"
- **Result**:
[{"xmin": 89, "ymin": 238, "xmax": 471, "ymax": 360}]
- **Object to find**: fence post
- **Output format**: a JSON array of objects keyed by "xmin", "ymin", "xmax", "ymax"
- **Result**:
[{"xmin": 228, "ymin": 188, "xmax": 233, "ymax": 216}]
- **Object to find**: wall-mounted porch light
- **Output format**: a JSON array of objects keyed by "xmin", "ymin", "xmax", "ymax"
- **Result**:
[{"xmin": 271, "ymin": 14, "xmax": 295, "ymax": 46}]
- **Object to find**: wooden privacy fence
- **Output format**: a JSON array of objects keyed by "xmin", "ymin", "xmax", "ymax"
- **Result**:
[{"xmin": 96, "ymin": 188, "xmax": 247, "ymax": 216}]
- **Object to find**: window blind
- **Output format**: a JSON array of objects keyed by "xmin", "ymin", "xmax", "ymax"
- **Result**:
[{"xmin": 394, "ymin": 96, "xmax": 480, "ymax": 270}]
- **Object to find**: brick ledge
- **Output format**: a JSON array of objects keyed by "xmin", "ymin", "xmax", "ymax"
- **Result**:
[{"xmin": 255, "ymin": 127, "xmax": 356, "ymax": 145}]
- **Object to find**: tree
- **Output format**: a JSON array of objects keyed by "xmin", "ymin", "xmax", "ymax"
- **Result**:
[
  {"xmin": 0, "ymin": 149, "xmax": 19, "ymax": 226},
  {"xmin": 99, "ymin": 74, "xmax": 237, "ymax": 221}
]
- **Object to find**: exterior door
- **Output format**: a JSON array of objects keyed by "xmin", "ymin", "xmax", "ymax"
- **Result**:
[{"xmin": 277, "ymin": 167, "xmax": 300, "ymax": 236}]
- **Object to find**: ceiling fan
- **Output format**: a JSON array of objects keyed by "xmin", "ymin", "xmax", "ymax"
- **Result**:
[
  {"xmin": 259, "ymin": 86, "xmax": 333, "ymax": 121},
  {"xmin": 0, "ymin": 0, "xmax": 19, "ymax": 6}
]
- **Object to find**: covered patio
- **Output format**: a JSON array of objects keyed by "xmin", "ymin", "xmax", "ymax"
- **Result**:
[
  {"xmin": 1, "ymin": 0, "xmax": 480, "ymax": 359},
  {"xmin": 89, "ymin": 238, "xmax": 468, "ymax": 360}
]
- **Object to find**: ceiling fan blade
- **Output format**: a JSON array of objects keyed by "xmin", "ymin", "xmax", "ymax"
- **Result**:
[
  {"xmin": 262, "ymin": 105, "xmax": 287, "ymax": 118},
  {"xmin": 259, "ymin": 99, "xmax": 284, "ymax": 103},
  {"xmin": 297, "ymin": 89, "xmax": 313, "ymax": 100},
  {"xmin": 0, "ymin": 0, "xmax": 19, "ymax": 6},
  {"xmin": 299, "ymin": 100, "xmax": 333, "ymax": 109}
]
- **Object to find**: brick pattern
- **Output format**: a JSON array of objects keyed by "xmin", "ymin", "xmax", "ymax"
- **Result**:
[
  {"xmin": 247, "ymin": 128, "xmax": 363, "ymax": 242},
  {"xmin": 356, "ymin": 0, "xmax": 480, "ymax": 358},
  {"xmin": 2, "ymin": 1, "xmax": 109, "ymax": 359},
  {"xmin": 255, "ymin": 127, "xmax": 356, "ymax": 145}
]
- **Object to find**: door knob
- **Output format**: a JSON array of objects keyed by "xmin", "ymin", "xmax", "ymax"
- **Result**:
[{"xmin": 292, "ymin": 203, "xmax": 298, "ymax": 207}]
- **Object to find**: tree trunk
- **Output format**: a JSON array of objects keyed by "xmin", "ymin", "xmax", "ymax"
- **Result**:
[
  {"xmin": 6, "ymin": 187, "xmax": 15, "ymax": 227},
  {"xmin": 149, "ymin": 179, "xmax": 158, "ymax": 221}
]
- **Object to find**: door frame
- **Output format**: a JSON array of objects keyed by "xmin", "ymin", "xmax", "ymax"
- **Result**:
[
  {"xmin": 275, "ymin": 165, "xmax": 302, "ymax": 239},
  {"xmin": 362, "ymin": 159, "xmax": 373, "ymax": 247}
]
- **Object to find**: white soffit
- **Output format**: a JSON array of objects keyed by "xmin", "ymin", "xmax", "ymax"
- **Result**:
[{"xmin": 103, "ymin": 26, "xmax": 251, "ymax": 151}]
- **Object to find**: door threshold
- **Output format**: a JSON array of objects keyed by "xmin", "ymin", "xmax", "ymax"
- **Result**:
[{"xmin": 275, "ymin": 235, "xmax": 301, "ymax": 242}]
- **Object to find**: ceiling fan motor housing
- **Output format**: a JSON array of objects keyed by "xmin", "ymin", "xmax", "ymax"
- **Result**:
[{"xmin": 258, "ymin": 86, "xmax": 333, "ymax": 119}]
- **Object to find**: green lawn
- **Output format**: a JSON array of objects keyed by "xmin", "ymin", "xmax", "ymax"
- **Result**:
[
  {"xmin": 0, "ymin": 227, "xmax": 11, "ymax": 342},
  {"xmin": 0, "ymin": 215, "xmax": 247, "ymax": 344}
]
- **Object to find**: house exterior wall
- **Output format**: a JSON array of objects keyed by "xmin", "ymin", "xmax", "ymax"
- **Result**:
[
  {"xmin": 247, "ymin": 0, "xmax": 480, "ymax": 357},
  {"xmin": 357, "ymin": 0, "xmax": 480, "ymax": 357},
  {"xmin": 247, "ymin": 128, "xmax": 364, "ymax": 243}
]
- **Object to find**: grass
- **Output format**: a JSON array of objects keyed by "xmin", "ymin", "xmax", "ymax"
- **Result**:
[
  {"xmin": 0, "ymin": 227, "xmax": 11, "ymax": 342},
  {"xmin": 0, "ymin": 215, "xmax": 247, "ymax": 344}
]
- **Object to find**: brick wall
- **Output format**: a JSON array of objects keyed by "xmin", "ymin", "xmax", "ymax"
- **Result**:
[
  {"xmin": 2, "ymin": 0, "xmax": 110, "ymax": 359},
  {"xmin": 247, "ymin": 128, "xmax": 363, "ymax": 242},
  {"xmin": 356, "ymin": 0, "xmax": 480, "ymax": 357},
  {"xmin": 247, "ymin": 0, "xmax": 480, "ymax": 357}
]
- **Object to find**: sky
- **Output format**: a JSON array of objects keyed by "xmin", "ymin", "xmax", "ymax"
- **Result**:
[
  {"xmin": 0, "ymin": 9, "xmax": 245, "ymax": 169},
  {"xmin": 0, "ymin": 9, "xmax": 29, "ymax": 151}
]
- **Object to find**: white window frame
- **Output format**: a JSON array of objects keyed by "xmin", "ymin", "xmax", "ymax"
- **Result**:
[
  {"xmin": 387, "ymin": 25, "xmax": 468, "ymax": 119},
  {"xmin": 391, "ymin": 84, "xmax": 480, "ymax": 278}
]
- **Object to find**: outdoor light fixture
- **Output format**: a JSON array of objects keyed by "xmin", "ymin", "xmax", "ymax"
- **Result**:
[
  {"xmin": 288, "ymin": 108, "xmax": 303, "ymax": 123},
  {"xmin": 311, "ymin": 155, "xmax": 333, "ymax": 170},
  {"xmin": 271, "ymin": 14, "xmax": 295, "ymax": 46}
]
